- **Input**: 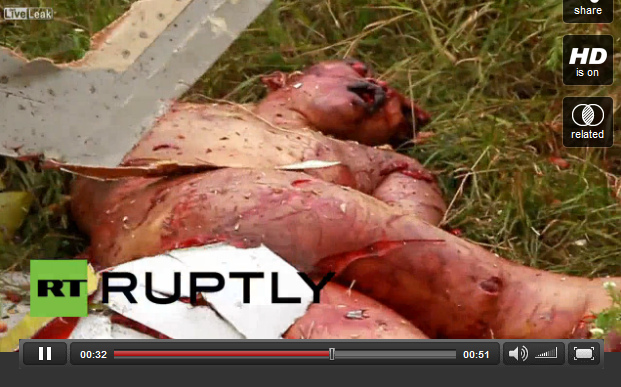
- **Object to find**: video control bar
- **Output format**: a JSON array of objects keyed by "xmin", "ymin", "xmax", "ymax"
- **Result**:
[{"xmin": 19, "ymin": 339, "xmax": 604, "ymax": 368}]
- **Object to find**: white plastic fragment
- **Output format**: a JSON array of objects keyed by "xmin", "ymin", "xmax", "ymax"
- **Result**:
[
  {"xmin": 110, "ymin": 321, "xmax": 159, "ymax": 339},
  {"xmin": 106, "ymin": 288, "xmax": 244, "ymax": 339},
  {"xmin": 276, "ymin": 160, "xmax": 341, "ymax": 170},
  {"xmin": 105, "ymin": 243, "xmax": 314, "ymax": 339},
  {"xmin": 0, "ymin": 272, "xmax": 31, "ymax": 338},
  {"xmin": 68, "ymin": 312, "xmax": 160, "ymax": 340},
  {"xmin": 68, "ymin": 314, "xmax": 114, "ymax": 340},
  {"xmin": 68, "ymin": 313, "xmax": 158, "ymax": 339}
]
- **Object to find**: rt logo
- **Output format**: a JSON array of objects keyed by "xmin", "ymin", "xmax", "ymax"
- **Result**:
[{"xmin": 30, "ymin": 260, "xmax": 88, "ymax": 317}]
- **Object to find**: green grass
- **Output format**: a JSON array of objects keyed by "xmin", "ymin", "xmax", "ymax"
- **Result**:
[
  {"xmin": 0, "ymin": 0, "xmax": 620, "ymax": 278},
  {"xmin": 590, "ymin": 281, "xmax": 621, "ymax": 349}
]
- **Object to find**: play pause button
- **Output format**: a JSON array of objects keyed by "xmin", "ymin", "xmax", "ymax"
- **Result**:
[
  {"xmin": 39, "ymin": 346, "xmax": 51, "ymax": 360},
  {"xmin": 22, "ymin": 342, "xmax": 67, "ymax": 365}
]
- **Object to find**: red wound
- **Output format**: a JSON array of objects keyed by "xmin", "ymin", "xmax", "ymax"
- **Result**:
[
  {"xmin": 292, "ymin": 179, "xmax": 312, "ymax": 187},
  {"xmin": 316, "ymin": 239, "xmax": 444, "ymax": 276},
  {"xmin": 400, "ymin": 169, "xmax": 436, "ymax": 182}
]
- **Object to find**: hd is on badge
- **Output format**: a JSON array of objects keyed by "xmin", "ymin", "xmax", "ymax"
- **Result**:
[{"xmin": 563, "ymin": 35, "xmax": 613, "ymax": 86}]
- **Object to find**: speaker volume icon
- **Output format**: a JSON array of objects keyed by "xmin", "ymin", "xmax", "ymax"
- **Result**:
[{"xmin": 509, "ymin": 346, "xmax": 529, "ymax": 362}]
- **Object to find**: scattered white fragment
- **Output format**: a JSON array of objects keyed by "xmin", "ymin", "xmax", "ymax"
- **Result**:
[
  {"xmin": 573, "ymin": 239, "xmax": 587, "ymax": 247},
  {"xmin": 276, "ymin": 160, "xmax": 341, "ymax": 170},
  {"xmin": 0, "ymin": 272, "xmax": 31, "ymax": 339},
  {"xmin": 69, "ymin": 314, "xmax": 114, "ymax": 340},
  {"xmin": 110, "ymin": 321, "xmax": 158, "ymax": 339},
  {"xmin": 590, "ymin": 328, "xmax": 604, "ymax": 336},
  {"xmin": 293, "ymin": 83, "xmax": 303, "ymax": 89}
]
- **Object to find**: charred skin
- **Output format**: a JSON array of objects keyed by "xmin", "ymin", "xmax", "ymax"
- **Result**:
[
  {"xmin": 284, "ymin": 281, "xmax": 428, "ymax": 339},
  {"xmin": 73, "ymin": 168, "xmax": 620, "ymax": 340},
  {"xmin": 257, "ymin": 59, "xmax": 430, "ymax": 146},
  {"xmin": 71, "ymin": 60, "xmax": 444, "ymax": 340},
  {"xmin": 70, "ymin": 59, "xmax": 620, "ymax": 340},
  {"xmin": 259, "ymin": 58, "xmax": 374, "ymax": 91},
  {"xmin": 304, "ymin": 58, "xmax": 376, "ymax": 78},
  {"xmin": 99, "ymin": 102, "xmax": 446, "ymax": 229},
  {"xmin": 70, "ymin": 176, "xmax": 431, "ymax": 340}
]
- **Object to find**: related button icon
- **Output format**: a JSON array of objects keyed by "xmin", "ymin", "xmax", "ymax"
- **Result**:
[
  {"xmin": 572, "ymin": 103, "xmax": 605, "ymax": 127},
  {"xmin": 563, "ymin": 97, "xmax": 614, "ymax": 148},
  {"xmin": 568, "ymin": 342, "xmax": 600, "ymax": 365},
  {"xmin": 22, "ymin": 342, "xmax": 67, "ymax": 365},
  {"xmin": 503, "ymin": 343, "xmax": 565, "ymax": 365},
  {"xmin": 563, "ymin": 0, "xmax": 614, "ymax": 24},
  {"xmin": 563, "ymin": 35, "xmax": 613, "ymax": 86}
]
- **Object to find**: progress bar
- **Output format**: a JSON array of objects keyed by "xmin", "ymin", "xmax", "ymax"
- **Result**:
[
  {"xmin": 115, "ymin": 350, "xmax": 329, "ymax": 357},
  {"xmin": 337, "ymin": 350, "xmax": 456, "ymax": 359},
  {"xmin": 113, "ymin": 349, "xmax": 456, "ymax": 360}
]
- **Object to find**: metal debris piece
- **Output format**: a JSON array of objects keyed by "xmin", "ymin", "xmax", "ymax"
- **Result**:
[
  {"xmin": 346, "ymin": 309, "xmax": 369, "ymax": 320},
  {"xmin": 0, "ymin": 0, "xmax": 273, "ymax": 167}
]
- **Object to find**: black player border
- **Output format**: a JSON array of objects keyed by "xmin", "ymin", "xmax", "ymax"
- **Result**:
[{"xmin": 14, "ymin": 339, "xmax": 605, "ymax": 368}]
